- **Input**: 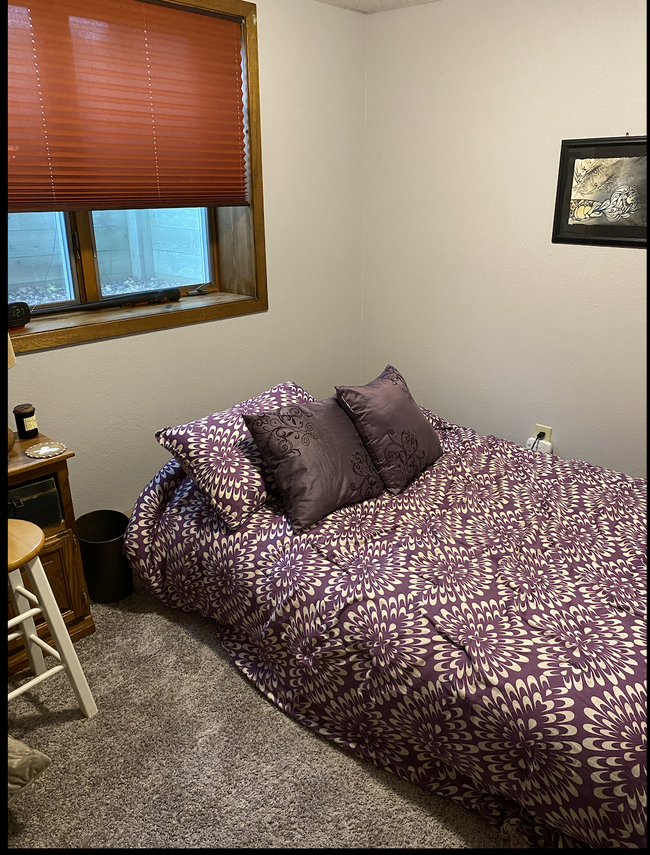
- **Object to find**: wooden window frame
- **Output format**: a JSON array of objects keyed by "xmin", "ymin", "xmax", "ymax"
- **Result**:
[{"xmin": 9, "ymin": 0, "xmax": 267, "ymax": 355}]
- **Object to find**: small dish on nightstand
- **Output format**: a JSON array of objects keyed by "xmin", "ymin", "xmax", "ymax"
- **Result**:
[{"xmin": 24, "ymin": 441, "xmax": 67, "ymax": 459}]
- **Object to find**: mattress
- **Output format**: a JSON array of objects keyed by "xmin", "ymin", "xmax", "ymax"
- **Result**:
[{"xmin": 124, "ymin": 412, "xmax": 647, "ymax": 848}]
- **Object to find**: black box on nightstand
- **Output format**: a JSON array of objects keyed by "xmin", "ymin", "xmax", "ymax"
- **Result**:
[{"xmin": 8, "ymin": 475, "xmax": 63, "ymax": 529}]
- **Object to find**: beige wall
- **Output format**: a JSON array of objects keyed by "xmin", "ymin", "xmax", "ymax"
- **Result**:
[
  {"xmin": 8, "ymin": 0, "xmax": 368, "ymax": 517},
  {"xmin": 362, "ymin": 0, "xmax": 646, "ymax": 478},
  {"xmin": 8, "ymin": 0, "xmax": 647, "ymax": 522}
]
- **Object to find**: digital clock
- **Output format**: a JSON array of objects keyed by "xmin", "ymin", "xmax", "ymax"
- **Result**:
[{"xmin": 8, "ymin": 301, "xmax": 31, "ymax": 329}]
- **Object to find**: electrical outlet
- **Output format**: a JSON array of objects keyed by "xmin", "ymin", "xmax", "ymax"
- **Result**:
[{"xmin": 535, "ymin": 424, "xmax": 552, "ymax": 442}]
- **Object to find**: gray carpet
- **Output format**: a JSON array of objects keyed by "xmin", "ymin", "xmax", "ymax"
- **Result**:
[{"xmin": 8, "ymin": 574, "xmax": 515, "ymax": 848}]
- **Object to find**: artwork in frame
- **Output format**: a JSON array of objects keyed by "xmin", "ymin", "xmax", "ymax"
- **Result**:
[{"xmin": 551, "ymin": 135, "xmax": 647, "ymax": 248}]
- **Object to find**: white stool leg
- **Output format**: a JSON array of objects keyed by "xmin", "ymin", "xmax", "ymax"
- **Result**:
[
  {"xmin": 23, "ymin": 556, "xmax": 98, "ymax": 718},
  {"xmin": 8, "ymin": 567, "xmax": 47, "ymax": 677}
]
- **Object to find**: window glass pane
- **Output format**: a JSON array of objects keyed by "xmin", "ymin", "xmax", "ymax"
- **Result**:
[
  {"xmin": 8, "ymin": 212, "xmax": 77, "ymax": 306},
  {"xmin": 92, "ymin": 208, "xmax": 211, "ymax": 296}
]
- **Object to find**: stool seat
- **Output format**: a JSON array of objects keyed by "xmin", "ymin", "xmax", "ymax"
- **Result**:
[
  {"xmin": 8, "ymin": 519, "xmax": 45, "ymax": 571},
  {"xmin": 8, "ymin": 520, "xmax": 97, "ymax": 718}
]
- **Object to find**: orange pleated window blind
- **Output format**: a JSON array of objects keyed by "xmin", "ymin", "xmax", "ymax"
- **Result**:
[{"xmin": 8, "ymin": 0, "xmax": 248, "ymax": 212}]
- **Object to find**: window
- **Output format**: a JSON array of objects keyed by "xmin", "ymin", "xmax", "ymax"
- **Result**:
[
  {"xmin": 7, "ymin": 0, "xmax": 267, "ymax": 353},
  {"xmin": 8, "ymin": 212, "xmax": 78, "ymax": 306}
]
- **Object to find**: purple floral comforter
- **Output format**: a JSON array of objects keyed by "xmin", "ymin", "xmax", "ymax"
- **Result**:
[{"xmin": 124, "ymin": 414, "xmax": 647, "ymax": 848}]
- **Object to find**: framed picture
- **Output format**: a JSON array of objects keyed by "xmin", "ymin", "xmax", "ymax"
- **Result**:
[{"xmin": 551, "ymin": 135, "xmax": 646, "ymax": 248}]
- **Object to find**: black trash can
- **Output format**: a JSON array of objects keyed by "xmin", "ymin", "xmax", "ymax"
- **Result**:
[{"xmin": 76, "ymin": 509, "xmax": 133, "ymax": 603}]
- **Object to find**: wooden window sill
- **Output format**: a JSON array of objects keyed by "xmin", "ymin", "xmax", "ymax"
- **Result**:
[{"xmin": 10, "ymin": 291, "xmax": 267, "ymax": 353}]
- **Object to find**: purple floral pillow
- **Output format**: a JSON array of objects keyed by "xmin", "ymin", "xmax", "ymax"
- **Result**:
[
  {"xmin": 156, "ymin": 382, "xmax": 316, "ymax": 529},
  {"xmin": 243, "ymin": 397, "xmax": 383, "ymax": 532},
  {"xmin": 335, "ymin": 365, "xmax": 443, "ymax": 495}
]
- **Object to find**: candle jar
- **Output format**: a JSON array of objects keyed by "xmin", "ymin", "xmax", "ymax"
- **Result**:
[{"xmin": 13, "ymin": 403, "xmax": 39, "ymax": 440}]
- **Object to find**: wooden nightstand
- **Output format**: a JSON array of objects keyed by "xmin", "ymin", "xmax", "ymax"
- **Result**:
[{"xmin": 8, "ymin": 431, "xmax": 96, "ymax": 675}]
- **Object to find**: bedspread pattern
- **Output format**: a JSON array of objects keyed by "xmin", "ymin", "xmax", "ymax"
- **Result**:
[{"xmin": 124, "ymin": 416, "xmax": 647, "ymax": 848}]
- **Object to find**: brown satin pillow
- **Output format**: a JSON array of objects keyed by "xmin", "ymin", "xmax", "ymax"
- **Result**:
[
  {"xmin": 243, "ymin": 397, "xmax": 383, "ymax": 532},
  {"xmin": 335, "ymin": 365, "xmax": 442, "ymax": 494}
]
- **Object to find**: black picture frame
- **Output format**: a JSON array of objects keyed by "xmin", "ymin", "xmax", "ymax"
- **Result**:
[{"xmin": 551, "ymin": 135, "xmax": 647, "ymax": 248}]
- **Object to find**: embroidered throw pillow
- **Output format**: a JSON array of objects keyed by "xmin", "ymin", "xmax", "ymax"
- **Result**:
[
  {"xmin": 8, "ymin": 736, "xmax": 51, "ymax": 805},
  {"xmin": 156, "ymin": 382, "xmax": 316, "ymax": 529},
  {"xmin": 243, "ymin": 397, "xmax": 383, "ymax": 532},
  {"xmin": 335, "ymin": 365, "xmax": 442, "ymax": 494}
]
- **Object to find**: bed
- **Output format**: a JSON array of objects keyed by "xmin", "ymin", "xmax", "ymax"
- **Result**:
[{"xmin": 123, "ymin": 369, "xmax": 647, "ymax": 849}]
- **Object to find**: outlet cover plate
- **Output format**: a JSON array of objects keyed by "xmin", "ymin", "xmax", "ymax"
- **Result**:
[{"xmin": 535, "ymin": 424, "xmax": 552, "ymax": 442}]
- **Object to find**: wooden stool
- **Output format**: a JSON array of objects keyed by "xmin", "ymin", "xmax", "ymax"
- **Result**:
[{"xmin": 8, "ymin": 519, "xmax": 97, "ymax": 718}]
